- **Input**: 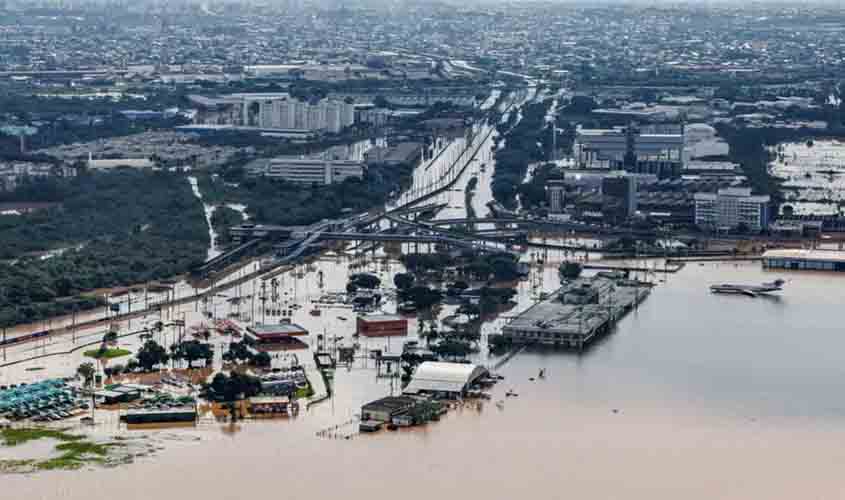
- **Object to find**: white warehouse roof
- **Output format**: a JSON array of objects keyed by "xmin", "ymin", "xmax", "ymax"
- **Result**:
[
  {"xmin": 404, "ymin": 362, "xmax": 488, "ymax": 395},
  {"xmin": 762, "ymin": 249, "xmax": 845, "ymax": 263}
]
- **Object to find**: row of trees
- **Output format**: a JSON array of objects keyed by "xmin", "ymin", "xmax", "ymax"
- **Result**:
[
  {"xmin": 223, "ymin": 340, "xmax": 271, "ymax": 368},
  {"xmin": 492, "ymin": 99, "xmax": 554, "ymax": 208},
  {"xmin": 400, "ymin": 251, "xmax": 524, "ymax": 282},
  {"xmin": 198, "ymin": 159, "xmax": 415, "ymax": 229}
]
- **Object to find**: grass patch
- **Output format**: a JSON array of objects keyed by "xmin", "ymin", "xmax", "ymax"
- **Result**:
[
  {"xmin": 0, "ymin": 459, "xmax": 34, "ymax": 470},
  {"xmin": 0, "ymin": 428, "xmax": 121, "ymax": 472},
  {"xmin": 83, "ymin": 348, "xmax": 131, "ymax": 359},
  {"xmin": 294, "ymin": 384, "xmax": 315, "ymax": 399},
  {"xmin": 1, "ymin": 428, "xmax": 83, "ymax": 446},
  {"xmin": 36, "ymin": 442, "xmax": 111, "ymax": 471}
]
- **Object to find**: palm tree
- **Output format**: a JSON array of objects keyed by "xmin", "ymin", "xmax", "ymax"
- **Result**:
[{"xmin": 77, "ymin": 362, "xmax": 96, "ymax": 389}]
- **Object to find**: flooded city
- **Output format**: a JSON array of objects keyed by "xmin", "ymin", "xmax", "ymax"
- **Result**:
[
  {"xmin": 5, "ymin": 105, "xmax": 845, "ymax": 497},
  {"xmin": 4, "ymin": 5, "xmax": 845, "ymax": 497}
]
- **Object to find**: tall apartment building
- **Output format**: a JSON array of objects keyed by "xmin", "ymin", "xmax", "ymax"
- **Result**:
[
  {"xmin": 195, "ymin": 93, "xmax": 355, "ymax": 133},
  {"xmin": 258, "ymin": 98, "xmax": 354, "ymax": 133},
  {"xmin": 694, "ymin": 187, "xmax": 771, "ymax": 232}
]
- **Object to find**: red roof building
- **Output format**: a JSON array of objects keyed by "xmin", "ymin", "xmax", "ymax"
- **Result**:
[{"xmin": 357, "ymin": 314, "xmax": 408, "ymax": 338}]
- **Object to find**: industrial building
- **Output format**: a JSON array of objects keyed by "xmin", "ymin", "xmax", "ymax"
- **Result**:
[
  {"xmin": 250, "ymin": 157, "xmax": 364, "ymax": 185},
  {"xmin": 762, "ymin": 249, "xmax": 845, "ymax": 272},
  {"xmin": 123, "ymin": 408, "xmax": 197, "ymax": 425},
  {"xmin": 363, "ymin": 142, "xmax": 423, "ymax": 166},
  {"xmin": 87, "ymin": 157, "xmax": 155, "ymax": 170},
  {"xmin": 403, "ymin": 361, "xmax": 489, "ymax": 397},
  {"xmin": 694, "ymin": 187, "xmax": 771, "ymax": 232},
  {"xmin": 502, "ymin": 275, "xmax": 650, "ymax": 349},
  {"xmin": 574, "ymin": 125, "xmax": 684, "ymax": 177},
  {"xmin": 95, "ymin": 386, "xmax": 142, "ymax": 405},
  {"xmin": 356, "ymin": 314, "xmax": 409, "ymax": 337},
  {"xmin": 361, "ymin": 396, "xmax": 421, "ymax": 422}
]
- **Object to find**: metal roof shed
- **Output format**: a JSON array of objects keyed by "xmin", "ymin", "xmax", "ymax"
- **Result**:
[{"xmin": 404, "ymin": 362, "xmax": 489, "ymax": 396}]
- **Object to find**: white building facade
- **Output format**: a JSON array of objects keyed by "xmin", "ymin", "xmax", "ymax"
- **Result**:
[
  {"xmin": 259, "ymin": 158, "xmax": 364, "ymax": 185},
  {"xmin": 694, "ymin": 187, "xmax": 771, "ymax": 232}
]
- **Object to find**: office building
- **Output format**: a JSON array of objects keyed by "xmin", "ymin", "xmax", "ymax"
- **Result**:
[
  {"xmin": 694, "ymin": 187, "xmax": 771, "ymax": 232},
  {"xmin": 575, "ymin": 124, "xmax": 684, "ymax": 178},
  {"xmin": 547, "ymin": 179, "xmax": 566, "ymax": 213},
  {"xmin": 601, "ymin": 173, "xmax": 638, "ymax": 220},
  {"xmin": 257, "ymin": 157, "xmax": 365, "ymax": 185}
]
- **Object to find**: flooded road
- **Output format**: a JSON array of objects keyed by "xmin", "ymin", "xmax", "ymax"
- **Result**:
[{"xmin": 187, "ymin": 176, "xmax": 221, "ymax": 261}]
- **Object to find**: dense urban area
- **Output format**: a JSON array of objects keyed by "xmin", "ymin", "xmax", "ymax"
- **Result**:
[{"xmin": 2, "ymin": 1, "xmax": 845, "ymax": 498}]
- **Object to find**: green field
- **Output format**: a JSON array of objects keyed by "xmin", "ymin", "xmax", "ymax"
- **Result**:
[{"xmin": 83, "ymin": 348, "xmax": 131, "ymax": 360}]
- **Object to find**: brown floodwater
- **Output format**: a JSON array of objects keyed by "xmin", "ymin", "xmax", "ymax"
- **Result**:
[
  {"xmin": 5, "ymin": 100, "xmax": 845, "ymax": 496},
  {"xmin": 5, "ymin": 261, "xmax": 845, "ymax": 499}
]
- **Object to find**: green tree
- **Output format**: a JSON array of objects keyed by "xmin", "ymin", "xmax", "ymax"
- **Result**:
[
  {"xmin": 432, "ymin": 340, "xmax": 473, "ymax": 360},
  {"xmin": 77, "ymin": 362, "xmax": 96, "ymax": 388},
  {"xmin": 102, "ymin": 330, "xmax": 118, "ymax": 344},
  {"xmin": 254, "ymin": 351, "xmax": 272, "ymax": 368},
  {"xmin": 350, "ymin": 273, "xmax": 381, "ymax": 289},
  {"xmin": 172, "ymin": 340, "xmax": 213, "ymax": 369},
  {"xmin": 559, "ymin": 262, "xmax": 582, "ymax": 281},
  {"xmin": 393, "ymin": 272, "xmax": 415, "ymax": 290},
  {"xmin": 136, "ymin": 340, "xmax": 169, "ymax": 371}
]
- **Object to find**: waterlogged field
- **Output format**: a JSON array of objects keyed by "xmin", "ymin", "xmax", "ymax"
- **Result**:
[{"xmin": 769, "ymin": 139, "xmax": 845, "ymax": 216}]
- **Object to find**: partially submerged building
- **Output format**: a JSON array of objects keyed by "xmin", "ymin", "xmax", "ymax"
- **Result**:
[
  {"xmin": 502, "ymin": 275, "xmax": 650, "ymax": 349},
  {"xmin": 246, "ymin": 323, "xmax": 309, "ymax": 347},
  {"xmin": 357, "ymin": 314, "xmax": 408, "ymax": 337},
  {"xmin": 762, "ymin": 249, "xmax": 845, "ymax": 272},
  {"xmin": 403, "ymin": 362, "xmax": 489, "ymax": 397}
]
